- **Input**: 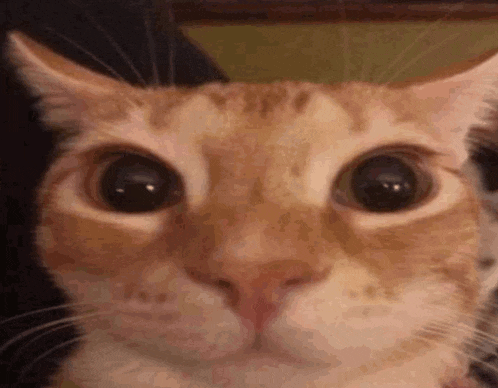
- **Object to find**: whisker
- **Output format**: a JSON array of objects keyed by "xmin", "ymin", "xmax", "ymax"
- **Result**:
[
  {"xmin": 337, "ymin": 327, "xmax": 471, "ymax": 386},
  {"xmin": 468, "ymin": 328, "xmax": 498, "ymax": 348},
  {"xmin": 0, "ymin": 302, "xmax": 92, "ymax": 326},
  {"xmin": 144, "ymin": 7, "xmax": 159, "ymax": 85},
  {"xmin": 374, "ymin": 1, "xmax": 465, "ymax": 84},
  {"xmin": 398, "ymin": 327, "xmax": 497, "ymax": 385},
  {"xmin": 8, "ymin": 322, "xmax": 80, "ymax": 370},
  {"xmin": 337, "ymin": 0, "xmax": 350, "ymax": 82},
  {"xmin": 0, "ymin": 310, "xmax": 103, "ymax": 357},
  {"xmin": 422, "ymin": 322, "xmax": 497, "ymax": 358},
  {"xmin": 383, "ymin": 32, "xmax": 462, "ymax": 85},
  {"xmin": 68, "ymin": 0, "xmax": 147, "ymax": 86},
  {"xmin": 11, "ymin": 335, "xmax": 85, "ymax": 388},
  {"xmin": 417, "ymin": 306, "xmax": 498, "ymax": 345},
  {"xmin": 44, "ymin": 28, "xmax": 127, "ymax": 82},
  {"xmin": 359, "ymin": 24, "xmax": 374, "ymax": 83},
  {"xmin": 377, "ymin": 301, "xmax": 498, "ymax": 362},
  {"xmin": 417, "ymin": 327, "xmax": 498, "ymax": 380}
]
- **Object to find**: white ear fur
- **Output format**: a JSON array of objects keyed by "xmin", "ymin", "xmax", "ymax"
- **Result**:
[
  {"xmin": 6, "ymin": 31, "xmax": 133, "ymax": 130},
  {"xmin": 411, "ymin": 50, "xmax": 498, "ymax": 166}
]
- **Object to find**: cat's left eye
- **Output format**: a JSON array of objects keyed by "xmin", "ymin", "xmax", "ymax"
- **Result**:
[
  {"xmin": 333, "ymin": 151, "xmax": 433, "ymax": 213},
  {"xmin": 95, "ymin": 153, "xmax": 184, "ymax": 213}
]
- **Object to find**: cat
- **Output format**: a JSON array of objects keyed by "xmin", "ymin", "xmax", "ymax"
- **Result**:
[{"xmin": 5, "ymin": 24, "xmax": 498, "ymax": 388}]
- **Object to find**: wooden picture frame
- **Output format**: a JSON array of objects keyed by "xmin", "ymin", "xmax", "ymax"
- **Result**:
[{"xmin": 162, "ymin": 1, "xmax": 498, "ymax": 25}]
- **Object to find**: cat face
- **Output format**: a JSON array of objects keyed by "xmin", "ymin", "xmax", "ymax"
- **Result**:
[{"xmin": 6, "ymin": 31, "xmax": 498, "ymax": 388}]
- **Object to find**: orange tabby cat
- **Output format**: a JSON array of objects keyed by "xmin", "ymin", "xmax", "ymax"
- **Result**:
[{"xmin": 6, "ymin": 29, "xmax": 498, "ymax": 388}]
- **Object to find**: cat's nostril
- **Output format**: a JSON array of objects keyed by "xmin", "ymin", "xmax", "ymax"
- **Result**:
[
  {"xmin": 215, "ymin": 279, "xmax": 233, "ymax": 290},
  {"xmin": 212, "ymin": 279, "xmax": 240, "ymax": 306},
  {"xmin": 186, "ymin": 267, "xmax": 211, "ymax": 284},
  {"xmin": 479, "ymin": 256, "xmax": 496, "ymax": 270},
  {"xmin": 184, "ymin": 265, "xmax": 324, "ymax": 316},
  {"xmin": 156, "ymin": 294, "xmax": 168, "ymax": 303},
  {"xmin": 283, "ymin": 277, "xmax": 306, "ymax": 287},
  {"xmin": 186, "ymin": 268, "xmax": 237, "ymax": 294}
]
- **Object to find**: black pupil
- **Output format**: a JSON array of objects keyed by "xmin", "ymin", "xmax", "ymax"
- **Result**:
[
  {"xmin": 352, "ymin": 155, "xmax": 417, "ymax": 212},
  {"xmin": 100, "ymin": 154, "xmax": 182, "ymax": 213}
]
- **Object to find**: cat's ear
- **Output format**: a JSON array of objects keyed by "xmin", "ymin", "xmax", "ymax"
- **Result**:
[
  {"xmin": 411, "ymin": 49, "xmax": 498, "ymax": 166},
  {"xmin": 6, "ymin": 31, "xmax": 133, "ymax": 130}
]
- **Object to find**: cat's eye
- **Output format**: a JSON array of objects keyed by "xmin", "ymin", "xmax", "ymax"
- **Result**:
[
  {"xmin": 334, "ymin": 152, "xmax": 432, "ymax": 212},
  {"xmin": 98, "ymin": 153, "xmax": 183, "ymax": 213}
]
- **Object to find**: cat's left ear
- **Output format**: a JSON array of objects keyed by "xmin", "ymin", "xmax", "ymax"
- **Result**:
[
  {"xmin": 411, "ymin": 49, "xmax": 498, "ymax": 166},
  {"xmin": 6, "ymin": 31, "xmax": 134, "ymax": 130}
]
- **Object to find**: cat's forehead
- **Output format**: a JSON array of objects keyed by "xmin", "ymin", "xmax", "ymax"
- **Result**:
[
  {"xmin": 140, "ymin": 81, "xmax": 431, "ymax": 140},
  {"xmin": 68, "ymin": 80, "xmax": 440, "ymax": 172}
]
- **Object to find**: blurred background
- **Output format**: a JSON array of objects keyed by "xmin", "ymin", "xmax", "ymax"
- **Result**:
[{"xmin": 170, "ymin": 0, "xmax": 498, "ymax": 82}]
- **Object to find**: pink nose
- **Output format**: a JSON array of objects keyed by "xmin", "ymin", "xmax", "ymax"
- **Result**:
[{"xmin": 186, "ymin": 264, "xmax": 321, "ymax": 332}]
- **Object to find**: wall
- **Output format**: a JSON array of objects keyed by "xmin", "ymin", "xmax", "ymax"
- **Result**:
[{"xmin": 184, "ymin": 21, "xmax": 498, "ymax": 82}]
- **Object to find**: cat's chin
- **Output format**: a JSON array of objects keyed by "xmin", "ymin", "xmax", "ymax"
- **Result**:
[
  {"xmin": 61, "ymin": 327, "xmax": 458, "ymax": 388},
  {"xmin": 64, "ymin": 327, "xmax": 336, "ymax": 388}
]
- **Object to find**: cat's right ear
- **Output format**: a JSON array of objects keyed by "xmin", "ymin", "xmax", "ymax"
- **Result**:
[
  {"xmin": 6, "ymin": 31, "xmax": 134, "ymax": 130},
  {"xmin": 410, "ymin": 48, "xmax": 498, "ymax": 167}
]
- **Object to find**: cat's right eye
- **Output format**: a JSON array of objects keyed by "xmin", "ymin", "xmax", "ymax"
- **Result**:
[{"xmin": 96, "ymin": 153, "xmax": 184, "ymax": 213}]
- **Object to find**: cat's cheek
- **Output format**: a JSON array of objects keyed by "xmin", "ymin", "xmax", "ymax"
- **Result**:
[
  {"xmin": 36, "ymin": 211, "xmax": 159, "ymax": 275},
  {"xmin": 121, "ymin": 278, "xmax": 253, "ymax": 361},
  {"xmin": 105, "ymin": 310, "xmax": 251, "ymax": 361},
  {"xmin": 267, "ymin": 272, "xmax": 467, "ymax": 368},
  {"xmin": 59, "ymin": 266, "xmax": 254, "ymax": 362}
]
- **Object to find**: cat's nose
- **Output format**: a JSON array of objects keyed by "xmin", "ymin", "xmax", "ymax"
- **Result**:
[
  {"xmin": 182, "ymin": 204, "xmax": 328, "ymax": 330},
  {"xmin": 185, "ymin": 262, "xmax": 325, "ymax": 331}
]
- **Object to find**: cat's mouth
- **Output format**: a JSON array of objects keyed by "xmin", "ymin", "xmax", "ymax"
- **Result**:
[
  {"xmin": 202, "ymin": 333, "xmax": 329, "ymax": 368},
  {"xmin": 245, "ymin": 333, "xmax": 309, "ymax": 363},
  {"xmin": 106, "ymin": 307, "xmax": 328, "ymax": 367},
  {"xmin": 250, "ymin": 334, "xmax": 341, "ymax": 368}
]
